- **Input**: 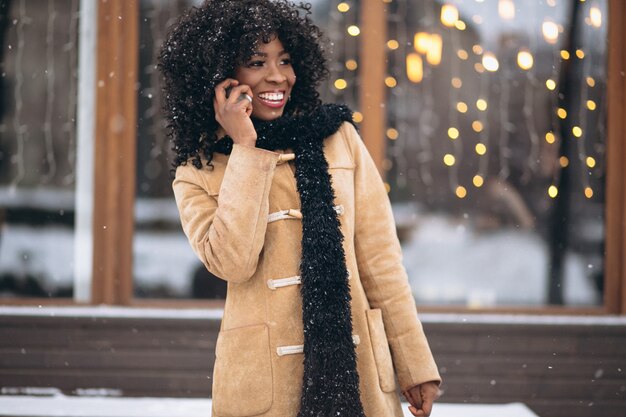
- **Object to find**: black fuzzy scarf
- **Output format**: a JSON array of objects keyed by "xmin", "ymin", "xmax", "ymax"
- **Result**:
[{"xmin": 213, "ymin": 104, "xmax": 366, "ymax": 417}]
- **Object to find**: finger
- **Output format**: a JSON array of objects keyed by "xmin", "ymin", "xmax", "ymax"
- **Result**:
[
  {"xmin": 214, "ymin": 78, "xmax": 238, "ymax": 103},
  {"xmin": 420, "ymin": 396, "xmax": 434, "ymax": 417},
  {"xmin": 408, "ymin": 405, "xmax": 423, "ymax": 416},
  {"xmin": 226, "ymin": 84, "xmax": 253, "ymax": 106}
]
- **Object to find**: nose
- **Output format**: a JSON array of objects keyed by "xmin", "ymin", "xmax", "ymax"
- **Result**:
[{"xmin": 266, "ymin": 63, "xmax": 287, "ymax": 84}]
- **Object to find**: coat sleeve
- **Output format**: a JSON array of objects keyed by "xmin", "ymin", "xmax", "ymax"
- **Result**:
[
  {"xmin": 341, "ymin": 122, "xmax": 442, "ymax": 391},
  {"xmin": 172, "ymin": 144, "xmax": 280, "ymax": 283}
]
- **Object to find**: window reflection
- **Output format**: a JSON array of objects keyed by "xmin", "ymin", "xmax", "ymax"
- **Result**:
[
  {"xmin": 0, "ymin": 0, "xmax": 79, "ymax": 298},
  {"xmin": 384, "ymin": 0, "xmax": 607, "ymax": 307}
]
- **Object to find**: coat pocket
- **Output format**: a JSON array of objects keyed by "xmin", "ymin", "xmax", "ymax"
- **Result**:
[
  {"xmin": 366, "ymin": 308, "xmax": 397, "ymax": 393},
  {"xmin": 212, "ymin": 324, "xmax": 273, "ymax": 416}
]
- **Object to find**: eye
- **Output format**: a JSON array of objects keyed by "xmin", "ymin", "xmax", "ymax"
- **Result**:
[
  {"xmin": 247, "ymin": 60, "xmax": 265, "ymax": 67},
  {"xmin": 281, "ymin": 58, "xmax": 292, "ymax": 65}
]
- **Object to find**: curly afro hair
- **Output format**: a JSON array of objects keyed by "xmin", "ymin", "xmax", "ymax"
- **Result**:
[{"xmin": 158, "ymin": 0, "xmax": 330, "ymax": 169}]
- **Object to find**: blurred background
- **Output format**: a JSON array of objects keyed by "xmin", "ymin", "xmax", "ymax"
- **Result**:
[{"xmin": 0, "ymin": 0, "xmax": 610, "ymax": 308}]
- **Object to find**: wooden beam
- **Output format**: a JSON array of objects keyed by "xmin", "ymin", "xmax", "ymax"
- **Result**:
[
  {"xmin": 359, "ymin": 0, "xmax": 387, "ymax": 175},
  {"xmin": 605, "ymin": 0, "xmax": 626, "ymax": 314},
  {"xmin": 91, "ymin": 0, "xmax": 139, "ymax": 305}
]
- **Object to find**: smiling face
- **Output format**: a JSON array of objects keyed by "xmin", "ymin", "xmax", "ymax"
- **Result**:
[{"xmin": 234, "ymin": 37, "xmax": 296, "ymax": 121}]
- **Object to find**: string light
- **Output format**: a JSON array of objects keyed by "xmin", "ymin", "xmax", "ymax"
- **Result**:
[
  {"xmin": 347, "ymin": 25, "xmax": 360, "ymax": 36},
  {"xmin": 498, "ymin": 0, "xmax": 516, "ymax": 20},
  {"xmin": 557, "ymin": 108, "xmax": 567, "ymax": 119},
  {"xmin": 443, "ymin": 154, "xmax": 456, "ymax": 166},
  {"xmin": 456, "ymin": 102, "xmax": 468, "ymax": 113},
  {"xmin": 560, "ymin": 50, "xmax": 570, "ymax": 60},
  {"xmin": 385, "ymin": 76, "xmax": 397, "ymax": 88},
  {"xmin": 548, "ymin": 185, "xmax": 559, "ymax": 198},
  {"xmin": 345, "ymin": 59, "xmax": 358, "ymax": 70},
  {"xmin": 576, "ymin": 49, "xmax": 585, "ymax": 59},
  {"xmin": 451, "ymin": 77, "xmax": 462, "ymax": 88},
  {"xmin": 337, "ymin": 2, "xmax": 350, "ymax": 12},
  {"xmin": 546, "ymin": 79, "xmax": 556, "ymax": 90},
  {"xmin": 406, "ymin": 53, "xmax": 423, "ymax": 83},
  {"xmin": 572, "ymin": 126, "xmax": 583, "ymax": 137},
  {"xmin": 586, "ymin": 76, "xmax": 595, "ymax": 87},
  {"xmin": 387, "ymin": 39, "xmax": 399, "ymax": 50},
  {"xmin": 455, "ymin": 186, "xmax": 467, "ymax": 198},
  {"xmin": 475, "ymin": 143, "xmax": 487, "ymax": 155},
  {"xmin": 586, "ymin": 156, "xmax": 596, "ymax": 168},
  {"xmin": 590, "ymin": 6, "xmax": 602, "ymax": 27},
  {"xmin": 473, "ymin": 175, "xmax": 484, "ymax": 187},
  {"xmin": 426, "ymin": 34, "xmax": 442, "ymax": 65},
  {"xmin": 457, "ymin": 49, "xmax": 469, "ymax": 60},
  {"xmin": 586, "ymin": 100, "xmax": 596, "ymax": 110},
  {"xmin": 482, "ymin": 52, "xmax": 499, "ymax": 71},
  {"xmin": 352, "ymin": 111, "xmax": 363, "ymax": 123},
  {"xmin": 517, "ymin": 49, "xmax": 534, "ymax": 70},
  {"xmin": 387, "ymin": 128, "xmax": 399, "ymax": 140},
  {"xmin": 447, "ymin": 127, "xmax": 459, "ymax": 139},
  {"xmin": 559, "ymin": 156, "xmax": 569, "ymax": 167},
  {"xmin": 334, "ymin": 78, "xmax": 348, "ymax": 89},
  {"xmin": 545, "ymin": 132, "xmax": 556, "ymax": 144},
  {"xmin": 542, "ymin": 20, "xmax": 559, "ymax": 44},
  {"xmin": 454, "ymin": 20, "xmax": 467, "ymax": 31},
  {"xmin": 476, "ymin": 99, "xmax": 488, "ymax": 111},
  {"xmin": 440, "ymin": 4, "xmax": 459, "ymax": 27}
]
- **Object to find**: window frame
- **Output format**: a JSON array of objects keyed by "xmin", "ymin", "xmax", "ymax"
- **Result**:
[{"xmin": 3, "ymin": 0, "xmax": 625, "ymax": 315}]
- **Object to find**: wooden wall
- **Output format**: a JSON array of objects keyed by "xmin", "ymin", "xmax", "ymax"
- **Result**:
[{"xmin": 0, "ymin": 311, "xmax": 624, "ymax": 417}]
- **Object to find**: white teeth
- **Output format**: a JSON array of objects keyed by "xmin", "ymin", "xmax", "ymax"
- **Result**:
[{"xmin": 259, "ymin": 92, "xmax": 284, "ymax": 101}]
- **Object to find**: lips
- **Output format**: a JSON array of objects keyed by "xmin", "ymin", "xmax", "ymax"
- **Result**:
[{"xmin": 257, "ymin": 90, "xmax": 286, "ymax": 109}]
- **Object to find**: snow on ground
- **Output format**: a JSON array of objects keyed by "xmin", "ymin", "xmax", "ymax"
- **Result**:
[
  {"xmin": 0, "ymin": 395, "xmax": 540, "ymax": 417},
  {"xmin": 402, "ymin": 215, "xmax": 600, "ymax": 307}
]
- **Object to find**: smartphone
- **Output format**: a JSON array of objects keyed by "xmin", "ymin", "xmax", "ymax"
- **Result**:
[{"xmin": 225, "ymin": 86, "xmax": 248, "ymax": 102}]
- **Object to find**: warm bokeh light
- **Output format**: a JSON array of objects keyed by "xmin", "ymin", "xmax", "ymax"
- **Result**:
[
  {"xmin": 585, "ymin": 187, "xmax": 594, "ymax": 198},
  {"xmin": 440, "ymin": 4, "xmax": 459, "ymax": 27},
  {"xmin": 451, "ymin": 77, "xmax": 463, "ymax": 88},
  {"xmin": 590, "ymin": 6, "xmax": 602, "ymax": 28},
  {"xmin": 472, "ymin": 15, "xmax": 483, "ymax": 24},
  {"xmin": 455, "ymin": 20, "xmax": 467, "ymax": 30},
  {"xmin": 482, "ymin": 52, "xmax": 499, "ymax": 71},
  {"xmin": 414, "ymin": 32, "xmax": 431, "ymax": 54},
  {"xmin": 560, "ymin": 50, "xmax": 570, "ymax": 60},
  {"xmin": 448, "ymin": 127, "xmax": 460, "ymax": 139},
  {"xmin": 548, "ymin": 185, "xmax": 558, "ymax": 198},
  {"xmin": 572, "ymin": 126, "xmax": 582, "ymax": 137},
  {"xmin": 345, "ymin": 59, "xmax": 358, "ymax": 71},
  {"xmin": 587, "ymin": 100, "xmax": 596, "ymax": 110},
  {"xmin": 456, "ymin": 102, "xmax": 468, "ymax": 113},
  {"xmin": 586, "ymin": 76, "xmax": 595, "ymax": 87},
  {"xmin": 498, "ymin": 0, "xmax": 515, "ymax": 20},
  {"xmin": 476, "ymin": 99, "xmax": 488, "ymax": 111},
  {"xmin": 337, "ymin": 2, "xmax": 350, "ymax": 12},
  {"xmin": 559, "ymin": 156, "xmax": 569, "ymax": 167},
  {"xmin": 557, "ymin": 108, "xmax": 567, "ymax": 119},
  {"xmin": 475, "ymin": 143, "xmax": 487, "ymax": 155},
  {"xmin": 456, "ymin": 186, "xmax": 467, "ymax": 198},
  {"xmin": 457, "ymin": 49, "xmax": 469, "ymax": 60},
  {"xmin": 576, "ymin": 49, "xmax": 585, "ymax": 59},
  {"xmin": 542, "ymin": 20, "xmax": 559, "ymax": 44},
  {"xmin": 545, "ymin": 132, "xmax": 556, "ymax": 144},
  {"xmin": 586, "ymin": 156, "xmax": 596, "ymax": 168},
  {"xmin": 473, "ymin": 175, "xmax": 484, "ymax": 187},
  {"xmin": 385, "ymin": 76, "xmax": 397, "ymax": 88},
  {"xmin": 517, "ymin": 49, "xmax": 534, "ymax": 70},
  {"xmin": 443, "ymin": 154, "xmax": 456, "ymax": 166},
  {"xmin": 474, "ymin": 63, "xmax": 485, "ymax": 73},
  {"xmin": 352, "ymin": 111, "xmax": 363, "ymax": 123},
  {"xmin": 472, "ymin": 44, "xmax": 483, "ymax": 55},
  {"xmin": 347, "ymin": 25, "xmax": 360, "ymax": 36},
  {"xmin": 334, "ymin": 79, "xmax": 347, "ymax": 90},
  {"xmin": 426, "ymin": 34, "xmax": 443, "ymax": 65},
  {"xmin": 546, "ymin": 79, "xmax": 556, "ymax": 90},
  {"xmin": 406, "ymin": 53, "xmax": 424, "ymax": 83},
  {"xmin": 386, "ymin": 128, "xmax": 399, "ymax": 140},
  {"xmin": 387, "ymin": 39, "xmax": 399, "ymax": 50},
  {"xmin": 472, "ymin": 121, "xmax": 484, "ymax": 132}
]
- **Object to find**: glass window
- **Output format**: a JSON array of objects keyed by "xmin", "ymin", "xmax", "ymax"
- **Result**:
[
  {"xmin": 384, "ymin": 0, "xmax": 607, "ymax": 307},
  {"xmin": 133, "ymin": 0, "xmax": 338, "ymax": 299},
  {"xmin": 0, "ymin": 0, "xmax": 80, "ymax": 299}
]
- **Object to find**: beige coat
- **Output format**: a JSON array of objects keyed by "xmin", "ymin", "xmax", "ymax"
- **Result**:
[{"xmin": 173, "ymin": 122, "xmax": 441, "ymax": 417}]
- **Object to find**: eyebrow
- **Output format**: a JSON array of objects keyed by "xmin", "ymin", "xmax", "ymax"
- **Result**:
[{"xmin": 251, "ymin": 50, "xmax": 290, "ymax": 57}]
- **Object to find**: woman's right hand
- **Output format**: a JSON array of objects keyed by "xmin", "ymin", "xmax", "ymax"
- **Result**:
[{"xmin": 213, "ymin": 78, "xmax": 257, "ymax": 146}]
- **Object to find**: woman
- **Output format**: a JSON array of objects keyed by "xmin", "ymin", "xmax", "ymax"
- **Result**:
[{"xmin": 158, "ymin": 1, "xmax": 441, "ymax": 416}]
